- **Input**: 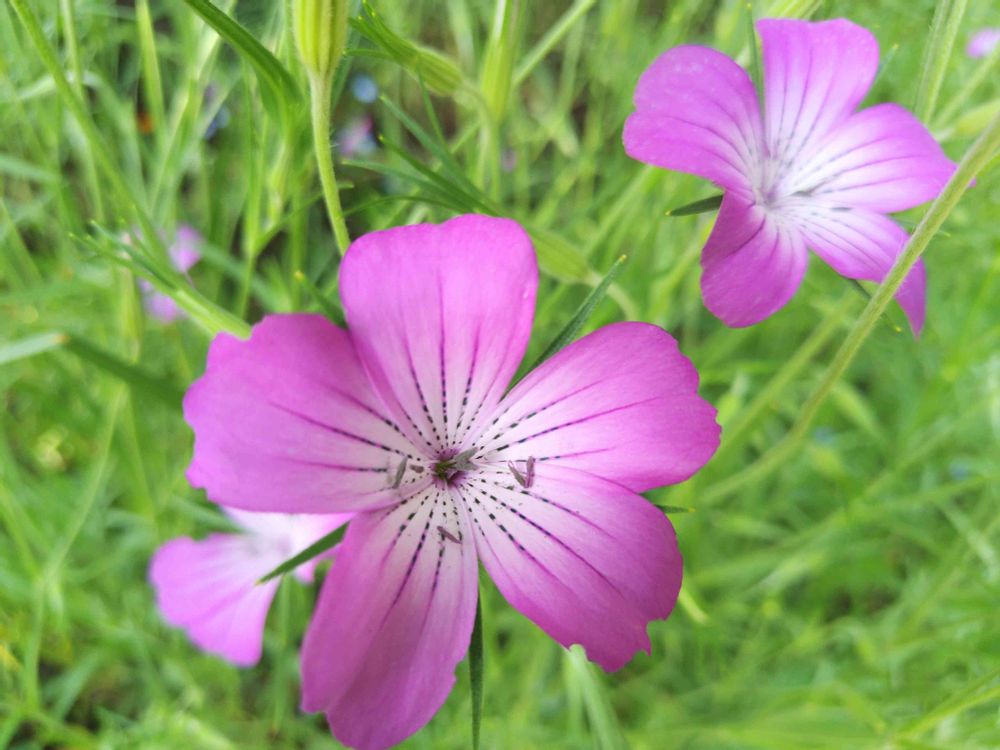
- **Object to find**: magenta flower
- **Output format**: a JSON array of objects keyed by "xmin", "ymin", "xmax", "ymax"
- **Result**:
[
  {"xmin": 134, "ymin": 224, "xmax": 203, "ymax": 323},
  {"xmin": 183, "ymin": 214, "xmax": 720, "ymax": 749},
  {"xmin": 967, "ymin": 28, "xmax": 1000, "ymax": 59},
  {"xmin": 149, "ymin": 508, "xmax": 348, "ymax": 666},
  {"xmin": 624, "ymin": 18, "xmax": 956, "ymax": 334}
]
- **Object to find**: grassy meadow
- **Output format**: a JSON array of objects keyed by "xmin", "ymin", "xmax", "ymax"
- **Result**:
[{"xmin": 1, "ymin": 0, "xmax": 999, "ymax": 748}]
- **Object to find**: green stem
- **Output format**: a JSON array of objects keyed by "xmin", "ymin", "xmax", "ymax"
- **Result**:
[
  {"xmin": 704, "ymin": 110, "xmax": 1000, "ymax": 505},
  {"xmin": 914, "ymin": 0, "xmax": 969, "ymax": 123},
  {"xmin": 309, "ymin": 72, "xmax": 351, "ymax": 255},
  {"xmin": 713, "ymin": 292, "xmax": 855, "ymax": 462}
]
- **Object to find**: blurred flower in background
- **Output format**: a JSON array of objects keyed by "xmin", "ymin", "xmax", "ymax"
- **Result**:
[
  {"xmin": 350, "ymin": 72, "xmax": 379, "ymax": 103},
  {"xmin": 966, "ymin": 27, "xmax": 1000, "ymax": 58},
  {"xmin": 127, "ymin": 224, "xmax": 203, "ymax": 323},
  {"xmin": 337, "ymin": 115, "xmax": 377, "ymax": 157},
  {"xmin": 148, "ymin": 509, "xmax": 349, "ymax": 666}
]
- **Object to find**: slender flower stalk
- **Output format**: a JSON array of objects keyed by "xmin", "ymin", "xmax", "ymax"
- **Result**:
[
  {"xmin": 293, "ymin": 0, "xmax": 351, "ymax": 254},
  {"xmin": 308, "ymin": 74, "xmax": 351, "ymax": 254}
]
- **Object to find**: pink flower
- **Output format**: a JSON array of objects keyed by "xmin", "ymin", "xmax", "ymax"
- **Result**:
[
  {"xmin": 134, "ymin": 224, "xmax": 203, "ymax": 323},
  {"xmin": 149, "ymin": 508, "xmax": 349, "ymax": 666},
  {"xmin": 183, "ymin": 214, "xmax": 720, "ymax": 749},
  {"xmin": 967, "ymin": 28, "xmax": 1000, "ymax": 59},
  {"xmin": 624, "ymin": 18, "xmax": 956, "ymax": 334}
]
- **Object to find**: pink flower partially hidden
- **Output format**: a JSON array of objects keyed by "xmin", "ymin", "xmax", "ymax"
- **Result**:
[
  {"xmin": 624, "ymin": 18, "xmax": 956, "ymax": 334},
  {"xmin": 149, "ymin": 508, "xmax": 348, "ymax": 666},
  {"xmin": 967, "ymin": 28, "xmax": 1000, "ymax": 59},
  {"xmin": 136, "ymin": 224, "xmax": 203, "ymax": 323},
  {"xmin": 183, "ymin": 214, "xmax": 720, "ymax": 749}
]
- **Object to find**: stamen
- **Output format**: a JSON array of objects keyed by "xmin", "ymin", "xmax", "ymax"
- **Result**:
[
  {"xmin": 437, "ymin": 525, "xmax": 461, "ymax": 544},
  {"xmin": 507, "ymin": 461, "xmax": 526, "ymax": 487},
  {"xmin": 507, "ymin": 457, "xmax": 536, "ymax": 488},
  {"xmin": 452, "ymin": 448, "xmax": 477, "ymax": 471},
  {"xmin": 390, "ymin": 457, "xmax": 408, "ymax": 489}
]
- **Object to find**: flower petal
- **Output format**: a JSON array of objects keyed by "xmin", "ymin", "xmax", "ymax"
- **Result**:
[
  {"xmin": 149, "ymin": 534, "xmax": 280, "ymax": 666},
  {"xmin": 623, "ymin": 45, "xmax": 762, "ymax": 195},
  {"xmin": 793, "ymin": 207, "xmax": 926, "ymax": 335},
  {"xmin": 701, "ymin": 194, "xmax": 809, "ymax": 327},
  {"xmin": 788, "ymin": 103, "xmax": 955, "ymax": 213},
  {"xmin": 475, "ymin": 322, "xmax": 719, "ymax": 493},
  {"xmin": 185, "ymin": 314, "xmax": 429, "ymax": 514},
  {"xmin": 339, "ymin": 215, "xmax": 538, "ymax": 455},
  {"xmin": 759, "ymin": 18, "xmax": 879, "ymax": 169},
  {"xmin": 301, "ymin": 488, "xmax": 479, "ymax": 750},
  {"xmin": 463, "ymin": 464, "xmax": 682, "ymax": 672}
]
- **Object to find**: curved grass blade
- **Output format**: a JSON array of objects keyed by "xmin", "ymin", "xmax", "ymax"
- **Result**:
[
  {"xmin": 527, "ymin": 254, "xmax": 628, "ymax": 372},
  {"xmin": 666, "ymin": 194, "xmax": 723, "ymax": 217},
  {"xmin": 63, "ymin": 336, "xmax": 185, "ymax": 408},
  {"xmin": 258, "ymin": 525, "xmax": 347, "ymax": 584}
]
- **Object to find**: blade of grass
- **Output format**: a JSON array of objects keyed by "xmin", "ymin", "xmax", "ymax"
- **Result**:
[
  {"xmin": 258, "ymin": 525, "xmax": 348, "ymax": 584},
  {"xmin": 0, "ymin": 332, "xmax": 67, "ymax": 366},
  {"xmin": 914, "ymin": 0, "xmax": 969, "ymax": 122},
  {"xmin": 526, "ymin": 254, "xmax": 628, "ymax": 372},
  {"xmin": 666, "ymin": 194, "xmax": 723, "ymax": 217},
  {"xmin": 61, "ymin": 335, "xmax": 184, "ymax": 409}
]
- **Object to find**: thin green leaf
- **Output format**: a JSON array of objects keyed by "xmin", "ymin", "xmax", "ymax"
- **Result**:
[
  {"xmin": 652, "ymin": 504, "xmax": 696, "ymax": 515},
  {"xmin": 379, "ymin": 92, "xmax": 478, "ymax": 194},
  {"xmin": 62, "ymin": 336, "xmax": 184, "ymax": 408},
  {"xmin": 377, "ymin": 136, "xmax": 497, "ymax": 214},
  {"xmin": 527, "ymin": 255, "xmax": 628, "ymax": 372},
  {"xmin": 469, "ymin": 597, "xmax": 484, "ymax": 750},
  {"xmin": 258, "ymin": 525, "xmax": 347, "ymax": 584},
  {"xmin": 180, "ymin": 0, "xmax": 300, "ymax": 123},
  {"xmin": 666, "ymin": 194, "xmax": 723, "ymax": 217},
  {"xmin": 0, "ymin": 332, "xmax": 67, "ymax": 366}
]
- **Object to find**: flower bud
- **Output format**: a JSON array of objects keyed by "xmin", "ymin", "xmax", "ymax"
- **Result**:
[{"xmin": 292, "ymin": 0, "xmax": 348, "ymax": 82}]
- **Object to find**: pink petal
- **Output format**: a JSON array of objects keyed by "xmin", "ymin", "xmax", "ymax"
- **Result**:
[
  {"xmin": 794, "ymin": 208, "xmax": 926, "ymax": 335},
  {"xmin": 623, "ymin": 45, "xmax": 762, "ymax": 195},
  {"xmin": 701, "ymin": 194, "xmax": 809, "ymax": 327},
  {"xmin": 759, "ymin": 19, "xmax": 879, "ymax": 168},
  {"xmin": 464, "ymin": 464, "xmax": 682, "ymax": 672},
  {"xmin": 185, "ymin": 314, "xmax": 430, "ymax": 514},
  {"xmin": 475, "ymin": 322, "xmax": 719, "ymax": 493},
  {"xmin": 339, "ymin": 215, "xmax": 538, "ymax": 455},
  {"xmin": 149, "ymin": 534, "xmax": 281, "ymax": 666},
  {"xmin": 789, "ymin": 103, "xmax": 955, "ymax": 213},
  {"xmin": 301, "ymin": 488, "xmax": 479, "ymax": 750}
]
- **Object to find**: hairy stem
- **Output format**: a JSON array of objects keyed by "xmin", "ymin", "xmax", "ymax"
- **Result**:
[{"xmin": 309, "ymin": 72, "xmax": 351, "ymax": 255}]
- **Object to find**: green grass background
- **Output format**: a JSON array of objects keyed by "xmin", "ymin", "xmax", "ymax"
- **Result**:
[{"xmin": 1, "ymin": 0, "xmax": 998, "ymax": 748}]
